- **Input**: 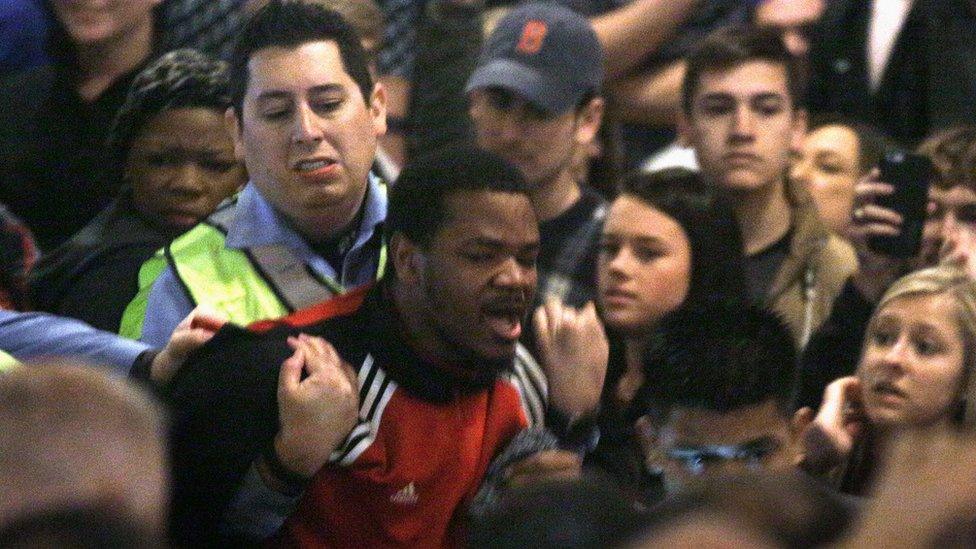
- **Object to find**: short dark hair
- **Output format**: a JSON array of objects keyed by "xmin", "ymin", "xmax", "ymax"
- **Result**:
[
  {"xmin": 0, "ymin": 506, "xmax": 159, "ymax": 549},
  {"xmin": 807, "ymin": 113, "xmax": 900, "ymax": 175},
  {"xmin": 682, "ymin": 25, "xmax": 804, "ymax": 116},
  {"xmin": 229, "ymin": 0, "xmax": 374, "ymax": 120},
  {"xmin": 386, "ymin": 144, "xmax": 531, "ymax": 250},
  {"xmin": 638, "ymin": 300, "xmax": 797, "ymax": 415},
  {"xmin": 108, "ymin": 49, "xmax": 231, "ymax": 181},
  {"xmin": 917, "ymin": 125, "xmax": 976, "ymax": 192},
  {"xmin": 617, "ymin": 168, "xmax": 747, "ymax": 311}
]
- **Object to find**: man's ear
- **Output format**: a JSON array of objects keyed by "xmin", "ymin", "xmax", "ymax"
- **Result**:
[
  {"xmin": 634, "ymin": 415, "xmax": 664, "ymax": 473},
  {"xmin": 389, "ymin": 233, "xmax": 424, "ymax": 284},
  {"xmin": 789, "ymin": 406, "xmax": 815, "ymax": 465},
  {"xmin": 574, "ymin": 97, "xmax": 605, "ymax": 147},
  {"xmin": 224, "ymin": 107, "xmax": 245, "ymax": 162},
  {"xmin": 368, "ymin": 82, "xmax": 389, "ymax": 138}
]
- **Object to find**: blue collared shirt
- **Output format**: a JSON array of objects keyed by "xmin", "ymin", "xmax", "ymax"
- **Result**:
[
  {"xmin": 0, "ymin": 310, "xmax": 150, "ymax": 374},
  {"xmin": 139, "ymin": 175, "xmax": 387, "ymax": 347}
]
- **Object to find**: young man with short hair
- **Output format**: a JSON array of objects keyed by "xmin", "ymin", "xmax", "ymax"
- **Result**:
[
  {"xmin": 466, "ymin": 3, "xmax": 606, "ymax": 308},
  {"xmin": 636, "ymin": 302, "xmax": 804, "ymax": 496},
  {"xmin": 678, "ymin": 26, "xmax": 856, "ymax": 347}
]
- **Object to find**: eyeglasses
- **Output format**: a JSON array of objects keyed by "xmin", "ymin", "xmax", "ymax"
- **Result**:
[{"xmin": 664, "ymin": 436, "xmax": 782, "ymax": 475}]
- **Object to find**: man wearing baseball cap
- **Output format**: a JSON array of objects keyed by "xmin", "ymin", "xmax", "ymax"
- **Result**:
[{"xmin": 467, "ymin": 2, "xmax": 606, "ymax": 309}]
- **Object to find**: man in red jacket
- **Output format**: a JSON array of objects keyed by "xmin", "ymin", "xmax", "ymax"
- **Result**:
[{"xmin": 167, "ymin": 145, "xmax": 607, "ymax": 546}]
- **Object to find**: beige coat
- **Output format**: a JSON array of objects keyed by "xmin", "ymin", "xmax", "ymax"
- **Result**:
[{"xmin": 767, "ymin": 179, "xmax": 858, "ymax": 349}]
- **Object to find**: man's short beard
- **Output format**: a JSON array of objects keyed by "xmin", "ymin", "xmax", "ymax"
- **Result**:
[
  {"xmin": 429, "ymin": 318, "xmax": 514, "ymax": 391},
  {"xmin": 422, "ymin": 278, "xmax": 515, "ymax": 391}
]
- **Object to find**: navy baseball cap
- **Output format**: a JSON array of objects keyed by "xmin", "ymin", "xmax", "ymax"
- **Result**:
[{"xmin": 465, "ymin": 2, "xmax": 603, "ymax": 114}]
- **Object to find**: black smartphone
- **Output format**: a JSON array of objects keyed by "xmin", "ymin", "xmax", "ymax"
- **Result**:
[{"xmin": 868, "ymin": 151, "xmax": 934, "ymax": 258}]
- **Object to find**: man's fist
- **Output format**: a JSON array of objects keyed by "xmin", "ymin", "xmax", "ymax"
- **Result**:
[
  {"xmin": 533, "ymin": 299, "xmax": 609, "ymax": 417},
  {"xmin": 274, "ymin": 334, "xmax": 359, "ymax": 479}
]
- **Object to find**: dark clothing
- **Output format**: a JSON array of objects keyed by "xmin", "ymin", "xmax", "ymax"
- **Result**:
[
  {"xmin": 536, "ymin": 186, "xmax": 606, "ymax": 309},
  {"xmin": 807, "ymin": 0, "xmax": 976, "ymax": 146},
  {"xmin": 586, "ymin": 340, "xmax": 666, "ymax": 506},
  {"xmin": 793, "ymin": 280, "xmax": 874, "ymax": 411},
  {"xmin": 406, "ymin": 0, "xmax": 480, "ymax": 159},
  {"xmin": 158, "ymin": 0, "xmax": 248, "ymax": 61},
  {"xmin": 744, "ymin": 229, "xmax": 792, "ymax": 305},
  {"xmin": 0, "ymin": 62, "xmax": 143, "ymax": 250},
  {"xmin": 29, "ymin": 196, "xmax": 170, "ymax": 332}
]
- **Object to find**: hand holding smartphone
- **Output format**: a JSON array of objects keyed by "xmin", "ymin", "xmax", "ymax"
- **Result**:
[{"xmin": 868, "ymin": 151, "xmax": 934, "ymax": 258}]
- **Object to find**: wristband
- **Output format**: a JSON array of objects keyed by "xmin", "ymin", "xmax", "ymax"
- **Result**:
[
  {"xmin": 547, "ymin": 408, "xmax": 601, "ymax": 455},
  {"xmin": 260, "ymin": 444, "xmax": 313, "ymax": 494}
]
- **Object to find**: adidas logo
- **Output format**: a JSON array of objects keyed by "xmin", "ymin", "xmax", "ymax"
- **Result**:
[{"xmin": 390, "ymin": 482, "xmax": 419, "ymax": 505}]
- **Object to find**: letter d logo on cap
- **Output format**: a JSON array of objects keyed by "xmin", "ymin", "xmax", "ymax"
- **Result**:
[{"xmin": 516, "ymin": 20, "xmax": 547, "ymax": 55}]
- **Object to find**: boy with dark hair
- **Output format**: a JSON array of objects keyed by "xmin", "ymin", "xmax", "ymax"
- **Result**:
[
  {"xmin": 165, "ymin": 144, "xmax": 606, "ymax": 545},
  {"xmin": 636, "ymin": 301, "xmax": 804, "ymax": 494},
  {"xmin": 678, "ymin": 25, "xmax": 856, "ymax": 348}
]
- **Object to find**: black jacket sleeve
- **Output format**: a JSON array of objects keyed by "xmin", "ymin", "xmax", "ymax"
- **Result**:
[{"xmin": 794, "ymin": 280, "xmax": 875, "ymax": 411}]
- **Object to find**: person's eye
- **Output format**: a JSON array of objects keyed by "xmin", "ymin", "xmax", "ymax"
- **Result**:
[
  {"xmin": 516, "ymin": 252, "xmax": 537, "ymax": 268},
  {"xmin": 701, "ymin": 103, "xmax": 732, "ymax": 116},
  {"xmin": 818, "ymin": 162, "xmax": 844, "ymax": 175},
  {"xmin": 954, "ymin": 205, "xmax": 976, "ymax": 225},
  {"xmin": 757, "ymin": 104, "xmax": 783, "ymax": 116},
  {"xmin": 525, "ymin": 104, "xmax": 551, "ymax": 121},
  {"xmin": 462, "ymin": 251, "xmax": 495, "ymax": 264},
  {"xmin": 260, "ymin": 107, "xmax": 291, "ymax": 121},
  {"xmin": 599, "ymin": 242, "xmax": 620, "ymax": 258},
  {"xmin": 312, "ymin": 98, "xmax": 343, "ymax": 114},
  {"xmin": 914, "ymin": 337, "xmax": 944, "ymax": 357},
  {"xmin": 145, "ymin": 153, "xmax": 179, "ymax": 167},
  {"xmin": 632, "ymin": 245, "xmax": 662, "ymax": 263},
  {"xmin": 870, "ymin": 329, "xmax": 897, "ymax": 347},
  {"xmin": 200, "ymin": 160, "xmax": 237, "ymax": 173}
]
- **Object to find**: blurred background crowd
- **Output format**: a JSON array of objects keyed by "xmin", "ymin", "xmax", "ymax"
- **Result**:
[{"xmin": 3, "ymin": 0, "xmax": 976, "ymax": 547}]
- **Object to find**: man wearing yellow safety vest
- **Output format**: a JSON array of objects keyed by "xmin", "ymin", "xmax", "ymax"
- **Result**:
[{"xmin": 120, "ymin": 4, "xmax": 389, "ymax": 346}]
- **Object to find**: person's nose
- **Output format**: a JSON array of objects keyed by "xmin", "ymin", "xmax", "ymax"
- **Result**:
[
  {"xmin": 878, "ymin": 335, "xmax": 910, "ymax": 373},
  {"xmin": 605, "ymin": 246, "xmax": 633, "ymax": 279},
  {"xmin": 730, "ymin": 105, "xmax": 756, "ymax": 141},
  {"xmin": 166, "ymin": 162, "xmax": 206, "ymax": 197},
  {"xmin": 493, "ymin": 256, "xmax": 534, "ymax": 292},
  {"xmin": 291, "ymin": 102, "xmax": 324, "ymax": 145}
]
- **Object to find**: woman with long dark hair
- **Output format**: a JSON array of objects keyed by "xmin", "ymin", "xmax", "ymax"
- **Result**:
[{"xmin": 587, "ymin": 168, "xmax": 749, "ymax": 503}]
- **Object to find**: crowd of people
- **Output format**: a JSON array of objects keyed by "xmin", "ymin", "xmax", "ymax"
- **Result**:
[{"xmin": 3, "ymin": 0, "xmax": 976, "ymax": 546}]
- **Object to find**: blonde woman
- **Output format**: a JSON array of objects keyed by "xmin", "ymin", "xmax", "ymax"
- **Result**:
[{"xmin": 797, "ymin": 265, "xmax": 976, "ymax": 492}]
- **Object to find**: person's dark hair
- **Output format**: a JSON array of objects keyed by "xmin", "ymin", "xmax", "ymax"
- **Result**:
[
  {"xmin": 229, "ymin": 0, "xmax": 374, "ymax": 121},
  {"xmin": 107, "ymin": 49, "xmax": 231, "ymax": 183},
  {"xmin": 682, "ymin": 25, "xmax": 805, "ymax": 116},
  {"xmin": 616, "ymin": 168, "xmax": 747, "ymax": 310},
  {"xmin": 807, "ymin": 113, "xmax": 900, "ymax": 175},
  {"xmin": 644, "ymin": 471, "xmax": 856, "ymax": 548},
  {"xmin": 467, "ymin": 478, "xmax": 645, "ymax": 549},
  {"xmin": 0, "ymin": 506, "xmax": 159, "ymax": 549},
  {"xmin": 638, "ymin": 300, "xmax": 797, "ymax": 415},
  {"xmin": 386, "ymin": 144, "xmax": 530, "ymax": 251},
  {"xmin": 917, "ymin": 126, "xmax": 976, "ymax": 192}
]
